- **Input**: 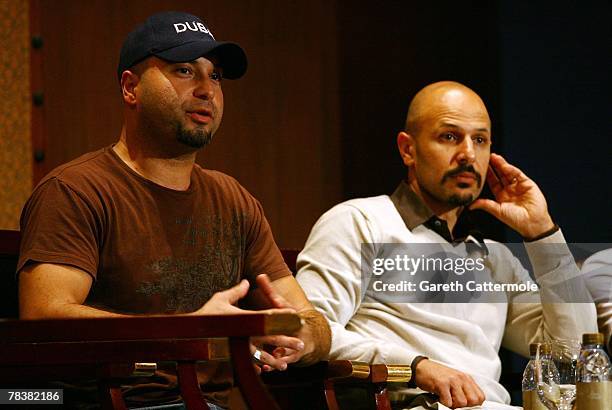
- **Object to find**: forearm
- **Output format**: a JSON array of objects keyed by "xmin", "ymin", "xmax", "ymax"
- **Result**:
[
  {"xmin": 324, "ymin": 319, "xmax": 418, "ymax": 365},
  {"xmin": 526, "ymin": 230, "xmax": 598, "ymax": 335},
  {"xmin": 295, "ymin": 309, "xmax": 331, "ymax": 366},
  {"xmin": 20, "ymin": 301, "xmax": 127, "ymax": 319},
  {"xmin": 504, "ymin": 231, "xmax": 598, "ymax": 354}
]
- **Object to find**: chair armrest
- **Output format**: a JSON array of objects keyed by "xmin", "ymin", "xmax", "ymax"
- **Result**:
[
  {"xmin": 262, "ymin": 361, "xmax": 412, "ymax": 410},
  {"xmin": 0, "ymin": 313, "xmax": 301, "ymax": 410},
  {"xmin": 369, "ymin": 364, "xmax": 412, "ymax": 383},
  {"xmin": 0, "ymin": 313, "xmax": 301, "ymax": 342}
]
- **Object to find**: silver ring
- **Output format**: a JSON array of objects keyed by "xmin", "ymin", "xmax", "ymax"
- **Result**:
[{"xmin": 253, "ymin": 349, "xmax": 264, "ymax": 366}]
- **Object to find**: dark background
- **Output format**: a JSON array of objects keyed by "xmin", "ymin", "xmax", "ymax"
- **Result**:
[
  {"xmin": 32, "ymin": 0, "xmax": 611, "ymax": 246},
  {"xmin": 338, "ymin": 0, "xmax": 611, "ymax": 243}
]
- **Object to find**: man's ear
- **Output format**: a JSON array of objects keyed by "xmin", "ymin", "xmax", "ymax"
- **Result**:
[
  {"xmin": 121, "ymin": 70, "xmax": 140, "ymax": 106},
  {"xmin": 397, "ymin": 131, "xmax": 416, "ymax": 166}
]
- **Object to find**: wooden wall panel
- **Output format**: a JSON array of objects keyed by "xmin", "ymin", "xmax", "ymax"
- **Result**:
[
  {"xmin": 0, "ymin": 0, "xmax": 31, "ymax": 230},
  {"xmin": 35, "ymin": 0, "xmax": 342, "ymax": 248}
]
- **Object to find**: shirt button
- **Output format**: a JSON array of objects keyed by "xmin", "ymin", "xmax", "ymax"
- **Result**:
[{"xmin": 434, "ymin": 220, "xmax": 442, "ymax": 227}]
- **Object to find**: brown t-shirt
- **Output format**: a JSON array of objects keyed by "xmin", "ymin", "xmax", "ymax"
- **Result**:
[
  {"xmin": 18, "ymin": 145, "xmax": 291, "ymax": 407},
  {"xmin": 19, "ymin": 145, "xmax": 290, "ymax": 313}
]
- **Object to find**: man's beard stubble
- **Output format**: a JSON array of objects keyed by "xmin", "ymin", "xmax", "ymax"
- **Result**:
[
  {"xmin": 421, "ymin": 184, "xmax": 475, "ymax": 207},
  {"xmin": 176, "ymin": 122, "xmax": 213, "ymax": 149},
  {"xmin": 448, "ymin": 193, "xmax": 475, "ymax": 207},
  {"xmin": 420, "ymin": 164, "xmax": 483, "ymax": 207}
]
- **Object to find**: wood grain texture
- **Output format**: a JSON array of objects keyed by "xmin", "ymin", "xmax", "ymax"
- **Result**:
[{"xmin": 0, "ymin": 313, "xmax": 302, "ymax": 342}]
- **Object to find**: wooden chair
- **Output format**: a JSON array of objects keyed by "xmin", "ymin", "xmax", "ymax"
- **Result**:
[
  {"xmin": 0, "ymin": 314, "xmax": 301, "ymax": 410},
  {"xmin": 263, "ymin": 360, "xmax": 411, "ymax": 410},
  {"xmin": 0, "ymin": 230, "xmax": 303, "ymax": 409}
]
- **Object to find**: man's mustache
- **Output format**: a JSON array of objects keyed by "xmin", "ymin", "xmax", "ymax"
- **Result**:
[{"xmin": 442, "ymin": 165, "xmax": 482, "ymax": 186}]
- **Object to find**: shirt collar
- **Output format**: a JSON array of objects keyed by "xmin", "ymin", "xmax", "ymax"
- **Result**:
[
  {"xmin": 390, "ymin": 181, "xmax": 485, "ymax": 246},
  {"xmin": 389, "ymin": 181, "xmax": 434, "ymax": 230}
]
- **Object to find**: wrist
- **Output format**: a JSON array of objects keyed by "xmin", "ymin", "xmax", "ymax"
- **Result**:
[
  {"xmin": 523, "ymin": 222, "xmax": 558, "ymax": 242},
  {"xmin": 408, "ymin": 355, "xmax": 428, "ymax": 387}
]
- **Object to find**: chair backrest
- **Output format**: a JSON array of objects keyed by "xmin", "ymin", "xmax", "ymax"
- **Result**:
[
  {"xmin": 280, "ymin": 249, "xmax": 299, "ymax": 275},
  {"xmin": 0, "ymin": 230, "xmax": 20, "ymax": 319}
]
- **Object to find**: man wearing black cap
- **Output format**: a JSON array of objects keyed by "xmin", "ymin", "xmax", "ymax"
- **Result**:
[{"xmin": 18, "ymin": 11, "xmax": 330, "ymax": 409}]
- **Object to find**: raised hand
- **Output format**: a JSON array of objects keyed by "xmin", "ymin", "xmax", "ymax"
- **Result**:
[{"xmin": 469, "ymin": 153, "xmax": 555, "ymax": 239}]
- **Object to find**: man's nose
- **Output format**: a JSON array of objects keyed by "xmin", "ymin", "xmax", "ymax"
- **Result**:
[
  {"xmin": 457, "ymin": 138, "xmax": 476, "ymax": 164},
  {"xmin": 193, "ymin": 78, "xmax": 214, "ymax": 100}
]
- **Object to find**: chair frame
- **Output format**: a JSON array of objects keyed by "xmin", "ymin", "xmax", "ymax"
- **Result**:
[{"xmin": 0, "ymin": 314, "xmax": 301, "ymax": 410}]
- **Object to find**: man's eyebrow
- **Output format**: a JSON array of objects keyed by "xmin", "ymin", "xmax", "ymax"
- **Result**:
[
  {"xmin": 439, "ymin": 123, "xmax": 460, "ymax": 129},
  {"xmin": 439, "ymin": 123, "xmax": 490, "ymax": 133}
]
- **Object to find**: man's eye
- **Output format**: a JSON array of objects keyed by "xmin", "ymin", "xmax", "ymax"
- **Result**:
[
  {"xmin": 473, "ymin": 136, "xmax": 487, "ymax": 144},
  {"xmin": 176, "ymin": 67, "xmax": 192, "ymax": 75},
  {"xmin": 210, "ymin": 71, "xmax": 222, "ymax": 81},
  {"xmin": 442, "ymin": 133, "xmax": 457, "ymax": 141}
]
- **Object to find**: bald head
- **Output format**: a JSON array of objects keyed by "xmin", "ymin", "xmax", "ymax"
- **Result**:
[
  {"xmin": 396, "ymin": 81, "xmax": 493, "ymax": 211},
  {"xmin": 405, "ymin": 81, "xmax": 490, "ymax": 136}
]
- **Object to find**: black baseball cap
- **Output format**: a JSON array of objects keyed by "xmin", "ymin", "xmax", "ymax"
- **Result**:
[{"xmin": 117, "ymin": 11, "xmax": 247, "ymax": 81}]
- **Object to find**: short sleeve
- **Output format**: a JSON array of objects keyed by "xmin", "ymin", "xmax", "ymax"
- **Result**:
[
  {"xmin": 243, "ymin": 198, "xmax": 291, "ymax": 283},
  {"xmin": 18, "ymin": 178, "xmax": 101, "ymax": 278}
]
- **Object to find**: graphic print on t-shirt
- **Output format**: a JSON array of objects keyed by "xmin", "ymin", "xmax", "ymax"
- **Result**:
[{"xmin": 135, "ymin": 214, "xmax": 244, "ymax": 313}]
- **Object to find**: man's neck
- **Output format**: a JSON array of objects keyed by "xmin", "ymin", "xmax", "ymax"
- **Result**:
[
  {"xmin": 113, "ymin": 129, "xmax": 196, "ymax": 191},
  {"xmin": 408, "ymin": 180, "xmax": 463, "ymax": 233}
]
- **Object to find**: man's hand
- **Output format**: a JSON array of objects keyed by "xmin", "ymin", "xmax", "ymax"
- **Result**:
[
  {"xmin": 193, "ymin": 279, "xmax": 295, "ymax": 316},
  {"xmin": 192, "ymin": 279, "xmax": 301, "ymax": 373},
  {"xmin": 254, "ymin": 275, "xmax": 311, "ymax": 365},
  {"xmin": 470, "ymin": 153, "xmax": 555, "ymax": 239},
  {"xmin": 414, "ymin": 359, "xmax": 485, "ymax": 408},
  {"xmin": 194, "ymin": 279, "xmax": 252, "ymax": 315},
  {"xmin": 250, "ymin": 334, "xmax": 305, "ymax": 373}
]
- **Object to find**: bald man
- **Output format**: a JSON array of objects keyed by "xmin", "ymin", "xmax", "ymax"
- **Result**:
[{"xmin": 296, "ymin": 82, "xmax": 597, "ymax": 409}]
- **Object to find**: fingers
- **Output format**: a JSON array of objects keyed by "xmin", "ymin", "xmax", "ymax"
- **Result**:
[
  {"xmin": 489, "ymin": 153, "xmax": 523, "ymax": 186},
  {"xmin": 438, "ymin": 376, "xmax": 485, "ymax": 408},
  {"xmin": 252, "ymin": 335, "xmax": 305, "ymax": 366},
  {"xmin": 449, "ymin": 384, "xmax": 468, "ymax": 408},
  {"xmin": 469, "ymin": 198, "xmax": 501, "ymax": 219},
  {"xmin": 415, "ymin": 360, "xmax": 485, "ymax": 409},
  {"xmin": 197, "ymin": 280, "xmax": 249, "ymax": 315},
  {"xmin": 464, "ymin": 377, "xmax": 486, "ymax": 406},
  {"xmin": 486, "ymin": 166, "xmax": 503, "ymax": 195},
  {"xmin": 256, "ymin": 274, "xmax": 293, "ymax": 309},
  {"xmin": 257, "ymin": 307, "xmax": 297, "ymax": 315},
  {"xmin": 253, "ymin": 335, "xmax": 305, "ymax": 352},
  {"xmin": 437, "ymin": 385, "xmax": 453, "ymax": 408},
  {"xmin": 272, "ymin": 347, "xmax": 303, "ymax": 364},
  {"xmin": 249, "ymin": 343, "xmax": 287, "ymax": 374},
  {"xmin": 253, "ymin": 347, "xmax": 288, "ymax": 371},
  {"xmin": 250, "ymin": 335, "xmax": 306, "ymax": 372},
  {"xmin": 217, "ymin": 279, "xmax": 250, "ymax": 305}
]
